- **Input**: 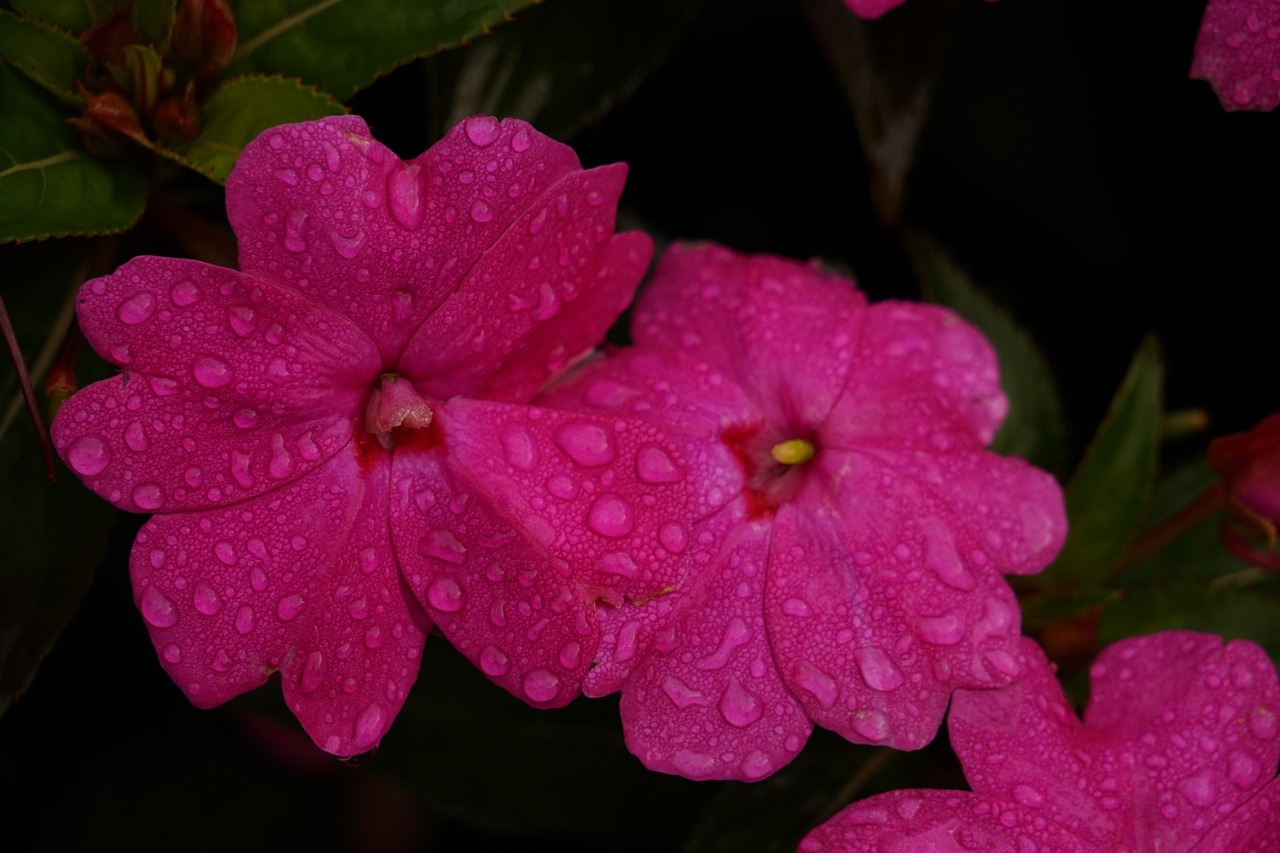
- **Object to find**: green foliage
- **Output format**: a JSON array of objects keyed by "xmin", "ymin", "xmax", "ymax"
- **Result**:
[
  {"xmin": 0, "ymin": 8, "xmax": 88, "ymax": 105},
  {"xmin": 226, "ymin": 0, "xmax": 537, "ymax": 99},
  {"xmin": 432, "ymin": 0, "xmax": 705, "ymax": 140},
  {"xmin": 911, "ymin": 233, "xmax": 1068, "ymax": 475},
  {"xmin": 163, "ymin": 75, "xmax": 346, "ymax": 183},
  {"xmin": 132, "ymin": 0, "xmax": 177, "ymax": 47},
  {"xmin": 8, "ymin": 0, "xmax": 97, "ymax": 33},
  {"xmin": 1039, "ymin": 335, "xmax": 1163, "ymax": 587},
  {"xmin": 0, "ymin": 64, "xmax": 147, "ymax": 243}
]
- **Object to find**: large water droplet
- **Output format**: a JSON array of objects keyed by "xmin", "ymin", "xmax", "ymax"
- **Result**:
[
  {"xmin": 193, "ymin": 355, "xmax": 233, "ymax": 389},
  {"xmin": 387, "ymin": 162, "xmax": 425, "ymax": 230},
  {"xmin": 522, "ymin": 669, "xmax": 560, "ymax": 702},
  {"xmin": 233, "ymin": 408, "xmax": 259, "ymax": 429},
  {"xmin": 501, "ymin": 425, "xmax": 538, "ymax": 471},
  {"xmin": 662, "ymin": 675, "xmax": 710, "ymax": 708},
  {"xmin": 463, "ymin": 115, "xmax": 501, "ymax": 147},
  {"xmin": 427, "ymin": 577, "xmax": 465, "ymax": 612},
  {"xmin": 479, "ymin": 645, "xmax": 510, "ymax": 676},
  {"xmin": 353, "ymin": 703, "xmax": 385, "ymax": 749},
  {"xmin": 329, "ymin": 228, "xmax": 366, "ymax": 259},
  {"xmin": 193, "ymin": 582, "xmax": 223, "ymax": 615},
  {"xmin": 140, "ymin": 586, "xmax": 179, "ymax": 628},
  {"xmin": 227, "ymin": 305, "xmax": 257, "ymax": 337},
  {"xmin": 659, "ymin": 522, "xmax": 688, "ymax": 553},
  {"xmin": 419, "ymin": 529, "xmax": 466, "ymax": 564},
  {"xmin": 66, "ymin": 434, "xmax": 111, "ymax": 475},
  {"xmin": 918, "ymin": 612, "xmax": 965, "ymax": 645},
  {"xmin": 299, "ymin": 650, "xmax": 325, "ymax": 693},
  {"xmin": 235, "ymin": 606, "xmax": 255, "ymax": 634},
  {"xmin": 672, "ymin": 750, "xmax": 718, "ymax": 779},
  {"xmin": 636, "ymin": 444, "xmax": 683, "ymax": 484},
  {"xmin": 554, "ymin": 421, "xmax": 615, "ymax": 467},
  {"xmin": 924, "ymin": 522, "xmax": 975, "ymax": 591},
  {"xmin": 269, "ymin": 434, "xmax": 294, "ymax": 479},
  {"xmin": 1012, "ymin": 784, "xmax": 1045, "ymax": 808},
  {"xmin": 132, "ymin": 482, "xmax": 164, "ymax": 510},
  {"xmin": 1178, "ymin": 772, "xmax": 1215, "ymax": 807},
  {"xmin": 794, "ymin": 661, "xmax": 837, "ymax": 708},
  {"xmin": 284, "ymin": 209, "xmax": 308, "ymax": 252},
  {"xmin": 469, "ymin": 200, "xmax": 494, "ymax": 223},
  {"xmin": 170, "ymin": 280, "xmax": 200, "ymax": 306},
  {"xmin": 587, "ymin": 494, "xmax": 634, "ymax": 538},
  {"xmin": 162, "ymin": 643, "xmax": 182, "ymax": 663},
  {"xmin": 117, "ymin": 292, "xmax": 156, "ymax": 325},
  {"xmin": 719, "ymin": 678, "xmax": 763, "ymax": 727},
  {"xmin": 1227, "ymin": 750, "xmax": 1261, "ymax": 788},
  {"xmin": 510, "ymin": 128, "xmax": 531, "ymax": 152},
  {"xmin": 856, "ymin": 649, "xmax": 904, "ymax": 691},
  {"xmin": 124, "ymin": 420, "xmax": 148, "ymax": 452},
  {"xmin": 851, "ymin": 709, "xmax": 890, "ymax": 742}
]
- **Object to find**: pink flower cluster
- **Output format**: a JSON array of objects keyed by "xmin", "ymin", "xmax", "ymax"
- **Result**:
[{"xmin": 802, "ymin": 631, "xmax": 1280, "ymax": 851}]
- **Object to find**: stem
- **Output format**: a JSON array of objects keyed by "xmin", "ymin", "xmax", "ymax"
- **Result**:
[
  {"xmin": 0, "ymin": 290, "xmax": 56, "ymax": 481},
  {"xmin": 1108, "ymin": 482, "xmax": 1226, "ymax": 580},
  {"xmin": 813, "ymin": 747, "xmax": 895, "ymax": 825}
]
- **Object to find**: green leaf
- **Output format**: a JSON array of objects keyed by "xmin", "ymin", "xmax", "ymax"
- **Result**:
[
  {"xmin": 159, "ymin": 74, "xmax": 345, "ymax": 183},
  {"xmin": 1039, "ymin": 335, "xmax": 1163, "ymax": 587},
  {"xmin": 0, "ymin": 9, "xmax": 89, "ymax": 106},
  {"xmin": 8, "ymin": 0, "xmax": 99, "ymax": 34},
  {"xmin": 132, "ymin": 0, "xmax": 175, "ymax": 46},
  {"xmin": 433, "ymin": 0, "xmax": 705, "ymax": 141},
  {"xmin": 910, "ymin": 233, "xmax": 1068, "ymax": 475},
  {"xmin": 1098, "ymin": 580, "xmax": 1280, "ymax": 663},
  {"xmin": 226, "ymin": 0, "xmax": 536, "ymax": 100},
  {"xmin": 0, "ymin": 63, "xmax": 148, "ymax": 243},
  {"xmin": 0, "ymin": 243, "xmax": 116, "ymax": 718}
]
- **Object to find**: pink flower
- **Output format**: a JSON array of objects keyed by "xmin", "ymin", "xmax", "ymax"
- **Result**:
[
  {"xmin": 51, "ymin": 115, "xmax": 668, "ymax": 755},
  {"xmin": 801, "ymin": 632, "xmax": 1280, "ymax": 852},
  {"xmin": 1209, "ymin": 413, "xmax": 1280, "ymax": 570},
  {"xmin": 842, "ymin": 0, "xmax": 996, "ymax": 20},
  {"xmin": 539, "ymin": 243, "xmax": 1066, "ymax": 779},
  {"xmin": 1190, "ymin": 0, "xmax": 1280, "ymax": 111}
]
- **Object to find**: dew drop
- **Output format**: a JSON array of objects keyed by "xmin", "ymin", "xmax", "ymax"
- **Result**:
[
  {"xmin": 427, "ymin": 577, "xmax": 465, "ymax": 612},
  {"xmin": 587, "ymin": 494, "xmax": 634, "ymax": 538},
  {"xmin": 117, "ymin": 292, "xmax": 156, "ymax": 325},
  {"xmin": 918, "ymin": 612, "xmax": 965, "ymax": 645},
  {"xmin": 364, "ymin": 625, "xmax": 383, "ymax": 649},
  {"xmin": 1012, "ymin": 784, "xmax": 1045, "ymax": 807},
  {"xmin": 193, "ymin": 582, "xmax": 223, "ymax": 615},
  {"xmin": 547, "ymin": 474, "xmax": 579, "ymax": 500},
  {"xmin": 233, "ymin": 408, "xmax": 259, "ymax": 429},
  {"xmin": 851, "ymin": 709, "xmax": 891, "ymax": 742},
  {"xmin": 387, "ymin": 162, "xmax": 425, "ymax": 230},
  {"xmin": 1178, "ymin": 772, "xmax": 1215, "ymax": 807},
  {"xmin": 227, "ymin": 305, "xmax": 257, "ymax": 337},
  {"xmin": 501, "ymin": 425, "xmax": 538, "ymax": 470},
  {"xmin": 170, "ymin": 280, "xmax": 200, "ymax": 306},
  {"xmin": 469, "ymin": 200, "xmax": 494, "ymax": 223},
  {"xmin": 193, "ymin": 355, "xmax": 233, "ymax": 389},
  {"xmin": 794, "ymin": 661, "xmax": 838, "ymax": 708},
  {"xmin": 269, "ymin": 434, "xmax": 294, "ymax": 479},
  {"xmin": 559, "ymin": 642, "xmax": 581, "ymax": 669},
  {"xmin": 636, "ymin": 444, "xmax": 683, "ymax": 483},
  {"xmin": 856, "ymin": 647, "xmax": 904, "ymax": 691},
  {"xmin": 659, "ymin": 522, "xmax": 688, "ymax": 553},
  {"xmin": 284, "ymin": 209, "xmax": 308, "ymax": 251},
  {"xmin": 235, "ymin": 605, "xmax": 255, "ymax": 634},
  {"xmin": 66, "ymin": 434, "xmax": 111, "ymax": 475},
  {"xmin": 329, "ymin": 228, "xmax": 366, "ymax": 259},
  {"xmin": 162, "ymin": 643, "xmax": 182, "ymax": 663},
  {"xmin": 353, "ymin": 703, "xmax": 384, "ymax": 749},
  {"xmin": 672, "ymin": 750, "xmax": 718, "ymax": 779},
  {"xmin": 419, "ymin": 529, "xmax": 466, "ymax": 564},
  {"xmin": 522, "ymin": 669, "xmax": 560, "ymax": 702},
  {"xmin": 554, "ymin": 421, "xmax": 615, "ymax": 466},
  {"xmin": 719, "ymin": 678, "xmax": 763, "ymax": 727},
  {"xmin": 299, "ymin": 651, "xmax": 325, "ymax": 693},
  {"xmin": 1228, "ymin": 751, "xmax": 1261, "ymax": 788},
  {"xmin": 140, "ymin": 586, "xmax": 179, "ymax": 628},
  {"xmin": 273, "ymin": 168, "xmax": 299, "ymax": 186},
  {"xmin": 132, "ymin": 482, "xmax": 164, "ymax": 510},
  {"xmin": 463, "ymin": 115, "xmax": 501, "ymax": 147},
  {"xmin": 479, "ymin": 645, "xmax": 510, "ymax": 676},
  {"xmin": 124, "ymin": 420, "xmax": 148, "ymax": 452}
]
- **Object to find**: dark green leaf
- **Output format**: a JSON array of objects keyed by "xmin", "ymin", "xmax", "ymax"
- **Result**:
[
  {"xmin": 226, "ymin": 0, "xmax": 536, "ymax": 100},
  {"xmin": 910, "ymin": 233, "xmax": 1068, "ymax": 475},
  {"xmin": 0, "ymin": 8, "xmax": 89, "ymax": 106},
  {"xmin": 0, "ymin": 243, "xmax": 116, "ymax": 718},
  {"xmin": 433, "ymin": 0, "xmax": 705, "ymax": 141},
  {"xmin": 0, "ymin": 63, "xmax": 148, "ymax": 243},
  {"xmin": 1038, "ymin": 335, "xmax": 1163, "ymax": 587},
  {"xmin": 8, "ymin": 0, "xmax": 98, "ymax": 33},
  {"xmin": 132, "ymin": 0, "xmax": 175, "ymax": 46},
  {"xmin": 159, "ymin": 74, "xmax": 345, "ymax": 183}
]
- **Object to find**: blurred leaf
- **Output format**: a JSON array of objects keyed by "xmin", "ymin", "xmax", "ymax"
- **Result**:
[
  {"xmin": 0, "ymin": 63, "xmax": 148, "ymax": 243},
  {"xmin": 1019, "ymin": 586, "xmax": 1119, "ymax": 631},
  {"xmin": 8, "ymin": 0, "xmax": 97, "ymax": 33},
  {"xmin": 1098, "ymin": 581, "xmax": 1280, "ymax": 663},
  {"xmin": 0, "ymin": 244, "xmax": 116, "ymax": 718},
  {"xmin": 1038, "ymin": 335, "xmax": 1162, "ymax": 588},
  {"xmin": 0, "ymin": 8, "xmax": 89, "ymax": 106},
  {"xmin": 132, "ymin": 0, "xmax": 176, "ymax": 46},
  {"xmin": 910, "ymin": 233, "xmax": 1068, "ymax": 475},
  {"xmin": 226, "ymin": 0, "xmax": 536, "ymax": 100},
  {"xmin": 373, "ymin": 642, "xmax": 707, "ymax": 839},
  {"xmin": 160, "ymin": 74, "xmax": 345, "ymax": 183},
  {"xmin": 434, "ymin": 0, "xmax": 705, "ymax": 141}
]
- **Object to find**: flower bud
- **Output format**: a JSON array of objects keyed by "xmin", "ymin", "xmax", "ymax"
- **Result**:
[
  {"xmin": 1209, "ymin": 414, "xmax": 1280, "ymax": 570},
  {"xmin": 79, "ymin": 4, "xmax": 137, "ymax": 65},
  {"xmin": 153, "ymin": 80, "xmax": 201, "ymax": 142},
  {"xmin": 74, "ymin": 82, "xmax": 152, "ymax": 150},
  {"xmin": 173, "ymin": 0, "xmax": 238, "ymax": 77}
]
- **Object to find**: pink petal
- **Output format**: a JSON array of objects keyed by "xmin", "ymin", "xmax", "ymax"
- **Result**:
[
  {"xmin": 765, "ymin": 447, "xmax": 1057, "ymax": 750},
  {"xmin": 614, "ymin": 518, "xmax": 813, "ymax": 781},
  {"xmin": 129, "ymin": 448, "xmax": 393, "ymax": 720},
  {"xmin": 1190, "ymin": 0, "xmax": 1280, "ymax": 111},
  {"xmin": 799, "ymin": 789, "xmax": 1094, "ymax": 852},
  {"xmin": 633, "ymin": 243, "xmax": 867, "ymax": 432},
  {"xmin": 1082, "ymin": 632, "xmax": 1280, "ymax": 847},
  {"xmin": 823, "ymin": 301, "xmax": 1007, "ymax": 451},
  {"xmin": 278, "ymin": 460, "xmax": 430, "ymax": 756},
  {"xmin": 841, "ymin": 0, "xmax": 908, "ymax": 19},
  {"xmin": 1193, "ymin": 775, "xmax": 1280, "ymax": 852},
  {"xmin": 401, "ymin": 167, "xmax": 653, "ymax": 402},
  {"xmin": 949, "ymin": 637, "xmax": 1127, "ymax": 849},
  {"xmin": 228, "ymin": 115, "xmax": 583, "ymax": 360},
  {"xmin": 52, "ymin": 257, "xmax": 377, "ymax": 512}
]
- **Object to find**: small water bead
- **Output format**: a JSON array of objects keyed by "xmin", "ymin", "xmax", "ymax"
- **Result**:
[
  {"xmin": 193, "ymin": 583, "xmax": 223, "ymax": 615},
  {"xmin": 479, "ymin": 645, "xmax": 510, "ymax": 676},
  {"xmin": 132, "ymin": 482, "xmax": 164, "ymax": 510},
  {"xmin": 170, "ymin": 280, "xmax": 200, "ymax": 306},
  {"xmin": 66, "ymin": 434, "xmax": 111, "ymax": 475},
  {"xmin": 659, "ymin": 522, "xmax": 688, "ymax": 553},
  {"xmin": 719, "ymin": 678, "xmax": 764, "ymax": 727},
  {"xmin": 463, "ymin": 115, "xmax": 500, "ymax": 147},
  {"xmin": 427, "ymin": 577, "xmax": 465, "ymax": 612},
  {"xmin": 140, "ymin": 586, "xmax": 179, "ymax": 628},
  {"xmin": 510, "ymin": 128, "xmax": 531, "ymax": 152},
  {"xmin": 235, "ymin": 606, "xmax": 255, "ymax": 634},
  {"xmin": 299, "ymin": 651, "xmax": 326, "ymax": 694},
  {"xmin": 353, "ymin": 704, "xmax": 384, "ymax": 749},
  {"xmin": 273, "ymin": 168, "xmax": 299, "ymax": 186},
  {"xmin": 636, "ymin": 445, "xmax": 682, "ymax": 483},
  {"xmin": 522, "ymin": 669, "xmax": 560, "ymax": 702},
  {"xmin": 117, "ymin": 292, "xmax": 156, "ymax": 324},
  {"xmin": 554, "ymin": 421, "xmax": 615, "ymax": 466},
  {"xmin": 587, "ymin": 494, "xmax": 634, "ymax": 538},
  {"xmin": 501, "ymin": 425, "xmax": 538, "ymax": 470},
  {"xmin": 469, "ymin": 200, "xmax": 494, "ymax": 223},
  {"xmin": 227, "ymin": 305, "xmax": 256, "ymax": 337},
  {"xmin": 193, "ymin": 356, "xmax": 233, "ymax": 389},
  {"xmin": 124, "ymin": 420, "xmax": 148, "ymax": 452},
  {"xmin": 162, "ymin": 643, "xmax": 182, "ymax": 663}
]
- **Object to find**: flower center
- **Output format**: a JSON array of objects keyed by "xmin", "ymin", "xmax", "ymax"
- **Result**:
[
  {"xmin": 723, "ymin": 426, "xmax": 818, "ymax": 515},
  {"xmin": 363, "ymin": 374, "xmax": 433, "ymax": 447},
  {"xmin": 771, "ymin": 438, "xmax": 816, "ymax": 465}
]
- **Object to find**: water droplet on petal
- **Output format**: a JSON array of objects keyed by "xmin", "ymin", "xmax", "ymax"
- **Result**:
[
  {"xmin": 193, "ymin": 356, "xmax": 233, "ymax": 388},
  {"xmin": 387, "ymin": 162, "xmax": 425, "ymax": 230},
  {"xmin": 140, "ymin": 586, "xmax": 178, "ymax": 628},
  {"xmin": 851, "ymin": 709, "xmax": 891, "ymax": 742},
  {"xmin": 469, "ymin": 200, "xmax": 494, "ymax": 223},
  {"xmin": 587, "ymin": 494, "xmax": 634, "ymax": 538},
  {"xmin": 719, "ymin": 678, "xmax": 763, "ymax": 727},
  {"xmin": 463, "ymin": 115, "xmax": 501, "ymax": 147},
  {"xmin": 918, "ymin": 612, "xmax": 965, "ymax": 645},
  {"xmin": 284, "ymin": 209, "xmax": 308, "ymax": 251},
  {"xmin": 479, "ymin": 645, "xmax": 510, "ymax": 676},
  {"xmin": 559, "ymin": 642, "xmax": 581, "ymax": 669},
  {"xmin": 659, "ymin": 522, "xmax": 688, "ymax": 553},
  {"xmin": 299, "ymin": 650, "xmax": 325, "ymax": 693},
  {"xmin": 554, "ymin": 421, "xmax": 615, "ymax": 466},
  {"xmin": 419, "ymin": 529, "xmax": 466, "ymax": 564},
  {"xmin": 427, "ymin": 577, "xmax": 465, "ymax": 612},
  {"xmin": 193, "ymin": 582, "xmax": 222, "ymax": 615},
  {"xmin": 132, "ymin": 482, "xmax": 164, "ymax": 510},
  {"xmin": 329, "ymin": 228, "xmax": 366, "ymax": 259},
  {"xmin": 162, "ymin": 643, "xmax": 182, "ymax": 663},
  {"xmin": 636, "ymin": 445, "xmax": 683, "ymax": 483},
  {"xmin": 233, "ymin": 408, "xmax": 258, "ymax": 429},
  {"xmin": 66, "ymin": 434, "xmax": 111, "ymax": 475},
  {"xmin": 124, "ymin": 420, "xmax": 148, "ymax": 451},
  {"xmin": 269, "ymin": 434, "xmax": 294, "ymax": 479},
  {"xmin": 1178, "ymin": 772, "xmax": 1215, "ymax": 807},
  {"xmin": 170, "ymin": 280, "xmax": 200, "ymax": 306},
  {"xmin": 1013, "ymin": 784, "xmax": 1045, "ymax": 807},
  {"xmin": 522, "ymin": 669, "xmax": 560, "ymax": 702},
  {"xmin": 227, "ymin": 305, "xmax": 256, "ymax": 337},
  {"xmin": 117, "ymin": 292, "xmax": 155, "ymax": 324},
  {"xmin": 856, "ymin": 647, "xmax": 904, "ymax": 691},
  {"xmin": 277, "ymin": 594, "xmax": 305, "ymax": 621},
  {"xmin": 501, "ymin": 425, "xmax": 538, "ymax": 470},
  {"xmin": 273, "ymin": 168, "xmax": 299, "ymax": 185},
  {"xmin": 235, "ymin": 606, "xmax": 255, "ymax": 634},
  {"xmin": 353, "ymin": 703, "xmax": 384, "ymax": 749},
  {"xmin": 794, "ymin": 661, "xmax": 837, "ymax": 708}
]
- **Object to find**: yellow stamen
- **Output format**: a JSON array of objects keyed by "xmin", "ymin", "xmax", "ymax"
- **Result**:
[{"xmin": 771, "ymin": 438, "xmax": 815, "ymax": 465}]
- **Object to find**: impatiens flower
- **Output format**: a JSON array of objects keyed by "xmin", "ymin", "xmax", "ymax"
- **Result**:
[
  {"xmin": 1190, "ymin": 0, "xmax": 1280, "ymax": 110},
  {"xmin": 1209, "ymin": 413, "xmax": 1280, "ymax": 570},
  {"xmin": 801, "ymin": 632, "xmax": 1280, "ymax": 851},
  {"xmin": 51, "ymin": 114, "xmax": 676, "ymax": 755},
  {"xmin": 842, "ymin": 0, "xmax": 996, "ymax": 21},
  {"xmin": 538, "ymin": 243, "xmax": 1066, "ymax": 780}
]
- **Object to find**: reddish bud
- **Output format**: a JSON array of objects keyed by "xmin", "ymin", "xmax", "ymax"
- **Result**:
[
  {"xmin": 173, "ymin": 0, "xmax": 238, "ymax": 77},
  {"xmin": 1209, "ymin": 414, "xmax": 1280, "ymax": 570},
  {"xmin": 109, "ymin": 44, "xmax": 166, "ymax": 119},
  {"xmin": 80, "ymin": 3, "xmax": 138, "ymax": 65},
  {"xmin": 75, "ymin": 81, "xmax": 152, "ymax": 149},
  {"xmin": 153, "ymin": 80, "xmax": 202, "ymax": 142}
]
